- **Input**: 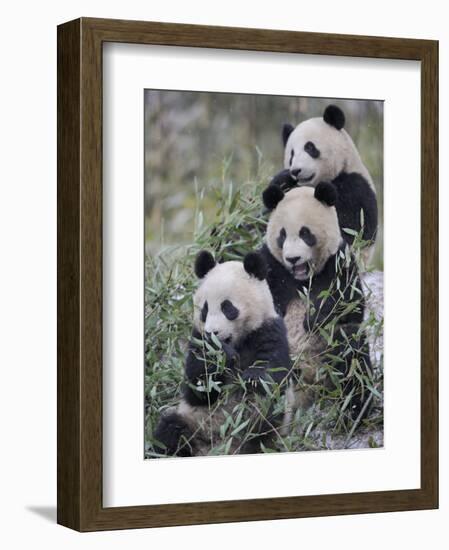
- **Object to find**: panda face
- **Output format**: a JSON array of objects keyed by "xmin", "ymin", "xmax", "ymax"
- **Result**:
[
  {"xmin": 193, "ymin": 261, "xmax": 276, "ymax": 344},
  {"xmin": 266, "ymin": 187, "xmax": 342, "ymax": 280},
  {"xmin": 284, "ymin": 118, "xmax": 348, "ymax": 186}
]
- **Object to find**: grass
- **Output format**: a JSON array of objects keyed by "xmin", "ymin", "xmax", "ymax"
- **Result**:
[{"xmin": 144, "ymin": 161, "xmax": 384, "ymax": 458}]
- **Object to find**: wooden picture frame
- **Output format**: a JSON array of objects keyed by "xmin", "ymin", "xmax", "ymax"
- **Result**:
[{"xmin": 57, "ymin": 17, "xmax": 438, "ymax": 531}]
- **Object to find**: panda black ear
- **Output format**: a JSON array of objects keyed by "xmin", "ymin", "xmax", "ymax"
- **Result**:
[
  {"xmin": 194, "ymin": 250, "xmax": 216, "ymax": 278},
  {"xmin": 282, "ymin": 123, "xmax": 294, "ymax": 146},
  {"xmin": 243, "ymin": 252, "xmax": 267, "ymax": 281},
  {"xmin": 323, "ymin": 105, "xmax": 345, "ymax": 130},
  {"xmin": 315, "ymin": 182, "xmax": 338, "ymax": 207},
  {"xmin": 262, "ymin": 184, "xmax": 285, "ymax": 210}
]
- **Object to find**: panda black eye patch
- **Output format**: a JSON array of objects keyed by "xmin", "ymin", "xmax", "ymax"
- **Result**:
[
  {"xmin": 304, "ymin": 141, "xmax": 320, "ymax": 159},
  {"xmin": 299, "ymin": 226, "xmax": 317, "ymax": 247},
  {"xmin": 221, "ymin": 300, "xmax": 239, "ymax": 321},
  {"xmin": 201, "ymin": 301, "xmax": 208, "ymax": 322},
  {"xmin": 277, "ymin": 227, "xmax": 287, "ymax": 249},
  {"xmin": 289, "ymin": 149, "xmax": 294, "ymax": 166}
]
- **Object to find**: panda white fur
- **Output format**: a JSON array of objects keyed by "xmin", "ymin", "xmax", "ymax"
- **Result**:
[
  {"xmin": 154, "ymin": 250, "xmax": 291, "ymax": 456},
  {"xmin": 260, "ymin": 183, "xmax": 372, "ymax": 421},
  {"xmin": 270, "ymin": 104, "xmax": 378, "ymax": 257}
]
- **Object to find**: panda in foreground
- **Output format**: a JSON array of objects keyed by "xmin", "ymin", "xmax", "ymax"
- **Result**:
[
  {"xmin": 260, "ymin": 182, "xmax": 373, "ymax": 422},
  {"xmin": 154, "ymin": 251, "xmax": 291, "ymax": 457},
  {"xmin": 270, "ymin": 104, "xmax": 378, "ymax": 258}
]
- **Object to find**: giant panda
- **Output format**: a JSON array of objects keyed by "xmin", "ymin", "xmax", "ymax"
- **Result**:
[
  {"xmin": 260, "ymin": 182, "xmax": 372, "ymax": 422},
  {"xmin": 154, "ymin": 250, "xmax": 291, "ymax": 457},
  {"xmin": 270, "ymin": 104, "xmax": 378, "ymax": 258}
]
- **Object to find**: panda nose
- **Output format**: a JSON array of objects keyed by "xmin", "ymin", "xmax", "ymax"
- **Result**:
[
  {"xmin": 290, "ymin": 168, "xmax": 302, "ymax": 178},
  {"xmin": 286, "ymin": 256, "xmax": 301, "ymax": 265},
  {"xmin": 206, "ymin": 330, "xmax": 219, "ymax": 337}
]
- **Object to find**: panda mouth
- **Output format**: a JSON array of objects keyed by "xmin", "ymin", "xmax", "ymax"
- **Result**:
[
  {"xmin": 291, "ymin": 262, "xmax": 310, "ymax": 279},
  {"xmin": 294, "ymin": 173, "xmax": 315, "ymax": 184}
]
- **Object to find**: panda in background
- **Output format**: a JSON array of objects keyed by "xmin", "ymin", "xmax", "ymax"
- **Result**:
[
  {"xmin": 270, "ymin": 104, "xmax": 378, "ymax": 260},
  {"xmin": 154, "ymin": 251, "xmax": 291, "ymax": 457},
  {"xmin": 260, "ymin": 182, "xmax": 372, "ymax": 421}
]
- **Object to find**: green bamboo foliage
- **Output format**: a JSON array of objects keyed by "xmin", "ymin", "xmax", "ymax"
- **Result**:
[{"xmin": 144, "ymin": 169, "xmax": 383, "ymax": 457}]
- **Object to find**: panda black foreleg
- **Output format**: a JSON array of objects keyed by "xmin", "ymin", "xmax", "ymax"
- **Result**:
[
  {"xmin": 237, "ymin": 319, "xmax": 292, "ymax": 452},
  {"xmin": 332, "ymin": 172, "xmax": 378, "ymax": 246},
  {"xmin": 184, "ymin": 332, "xmax": 239, "ymax": 407},
  {"xmin": 328, "ymin": 323, "xmax": 373, "ymax": 420},
  {"xmin": 240, "ymin": 317, "xmax": 291, "ymax": 391}
]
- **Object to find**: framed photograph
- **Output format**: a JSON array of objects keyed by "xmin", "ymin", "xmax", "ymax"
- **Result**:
[{"xmin": 57, "ymin": 17, "xmax": 438, "ymax": 531}]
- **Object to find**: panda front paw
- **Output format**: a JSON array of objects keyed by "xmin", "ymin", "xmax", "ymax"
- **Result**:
[
  {"xmin": 221, "ymin": 341, "xmax": 239, "ymax": 369},
  {"xmin": 201, "ymin": 335, "xmax": 239, "ymax": 370},
  {"xmin": 241, "ymin": 367, "xmax": 267, "ymax": 391},
  {"xmin": 190, "ymin": 334, "xmax": 225, "ymax": 367},
  {"xmin": 269, "ymin": 169, "xmax": 297, "ymax": 191}
]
